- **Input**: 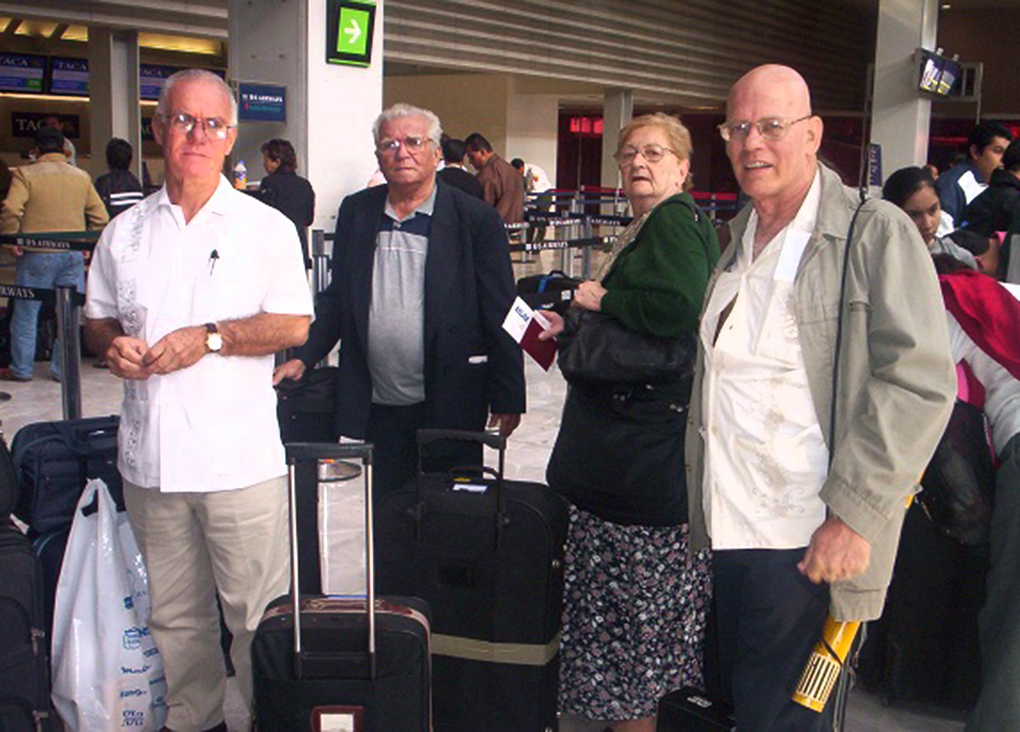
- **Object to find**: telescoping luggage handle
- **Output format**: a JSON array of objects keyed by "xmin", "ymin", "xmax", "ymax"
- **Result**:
[
  {"xmin": 285, "ymin": 442, "xmax": 376, "ymax": 678},
  {"xmin": 415, "ymin": 429, "xmax": 508, "ymax": 547}
]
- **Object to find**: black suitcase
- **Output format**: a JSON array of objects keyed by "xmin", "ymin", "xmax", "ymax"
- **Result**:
[
  {"xmin": 10, "ymin": 416, "xmax": 122, "ymax": 535},
  {"xmin": 375, "ymin": 429, "xmax": 569, "ymax": 732},
  {"xmin": 31, "ymin": 528, "xmax": 70, "ymax": 655},
  {"xmin": 515, "ymin": 270, "xmax": 581, "ymax": 311},
  {"xmin": 276, "ymin": 366, "xmax": 339, "ymax": 444},
  {"xmin": 252, "ymin": 442, "xmax": 432, "ymax": 732},
  {"xmin": 657, "ymin": 687, "xmax": 735, "ymax": 731},
  {"xmin": 857, "ymin": 500, "xmax": 986, "ymax": 710},
  {"xmin": 0, "ymin": 520, "xmax": 55, "ymax": 732}
]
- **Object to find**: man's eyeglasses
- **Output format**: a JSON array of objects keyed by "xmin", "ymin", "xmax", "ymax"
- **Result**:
[
  {"xmin": 613, "ymin": 144, "xmax": 678, "ymax": 166},
  {"xmin": 161, "ymin": 112, "xmax": 233, "ymax": 140},
  {"xmin": 717, "ymin": 115, "xmax": 813, "ymax": 142},
  {"xmin": 377, "ymin": 136, "xmax": 433, "ymax": 154}
]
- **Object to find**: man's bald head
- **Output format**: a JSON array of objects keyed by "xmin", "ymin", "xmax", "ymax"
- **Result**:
[
  {"xmin": 724, "ymin": 64, "xmax": 822, "ymax": 211},
  {"xmin": 727, "ymin": 64, "xmax": 813, "ymax": 120}
]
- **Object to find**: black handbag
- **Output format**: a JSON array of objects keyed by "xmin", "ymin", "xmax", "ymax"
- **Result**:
[
  {"xmin": 556, "ymin": 308, "xmax": 696, "ymax": 385},
  {"xmin": 916, "ymin": 399, "xmax": 996, "ymax": 545}
]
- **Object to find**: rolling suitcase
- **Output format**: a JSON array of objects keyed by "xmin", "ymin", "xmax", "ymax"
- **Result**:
[
  {"xmin": 251, "ymin": 442, "xmax": 432, "ymax": 732},
  {"xmin": 276, "ymin": 366, "xmax": 339, "ymax": 444},
  {"xmin": 0, "ymin": 520, "xmax": 55, "ymax": 732},
  {"xmin": 10, "ymin": 416, "xmax": 122, "ymax": 535},
  {"xmin": 375, "ymin": 429, "xmax": 569, "ymax": 732}
]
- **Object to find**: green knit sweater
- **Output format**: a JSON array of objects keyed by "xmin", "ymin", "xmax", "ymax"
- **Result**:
[{"xmin": 600, "ymin": 192, "xmax": 720, "ymax": 338}]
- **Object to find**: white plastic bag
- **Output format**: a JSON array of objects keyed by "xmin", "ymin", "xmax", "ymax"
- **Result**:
[{"xmin": 51, "ymin": 478, "xmax": 168, "ymax": 731}]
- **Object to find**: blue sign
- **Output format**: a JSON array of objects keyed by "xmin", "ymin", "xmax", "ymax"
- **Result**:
[
  {"xmin": 867, "ymin": 143, "xmax": 883, "ymax": 188},
  {"xmin": 238, "ymin": 83, "xmax": 286, "ymax": 123}
]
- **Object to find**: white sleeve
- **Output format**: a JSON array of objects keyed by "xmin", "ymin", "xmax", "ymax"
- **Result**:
[
  {"xmin": 260, "ymin": 212, "xmax": 314, "ymax": 317},
  {"xmin": 947, "ymin": 312, "xmax": 1020, "ymax": 454},
  {"xmin": 84, "ymin": 228, "xmax": 119, "ymax": 321}
]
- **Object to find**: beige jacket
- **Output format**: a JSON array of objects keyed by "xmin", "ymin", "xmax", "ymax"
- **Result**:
[
  {"xmin": 686, "ymin": 164, "xmax": 956, "ymax": 621},
  {"xmin": 1, "ymin": 153, "xmax": 108, "ymax": 242}
]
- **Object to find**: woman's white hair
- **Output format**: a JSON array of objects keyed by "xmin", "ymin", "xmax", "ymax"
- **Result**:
[
  {"xmin": 156, "ymin": 69, "xmax": 239, "ymax": 126},
  {"xmin": 373, "ymin": 103, "xmax": 443, "ymax": 146}
]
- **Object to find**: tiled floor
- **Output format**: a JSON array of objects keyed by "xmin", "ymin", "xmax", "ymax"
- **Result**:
[{"xmin": 1, "ymin": 356, "xmax": 969, "ymax": 731}]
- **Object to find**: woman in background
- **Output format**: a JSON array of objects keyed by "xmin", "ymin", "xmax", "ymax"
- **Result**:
[{"xmin": 259, "ymin": 138, "xmax": 315, "ymax": 268}]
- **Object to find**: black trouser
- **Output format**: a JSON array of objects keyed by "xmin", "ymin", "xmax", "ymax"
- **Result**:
[
  {"xmin": 365, "ymin": 402, "xmax": 482, "ymax": 502},
  {"xmin": 712, "ymin": 548, "xmax": 832, "ymax": 732}
]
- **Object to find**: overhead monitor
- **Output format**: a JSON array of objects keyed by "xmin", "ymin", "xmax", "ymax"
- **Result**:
[
  {"xmin": 0, "ymin": 53, "xmax": 46, "ymax": 94},
  {"xmin": 49, "ymin": 57, "xmax": 89, "ymax": 96}
]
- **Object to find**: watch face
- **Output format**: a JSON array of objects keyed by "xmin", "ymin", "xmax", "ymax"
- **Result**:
[{"xmin": 207, "ymin": 332, "xmax": 223, "ymax": 352}]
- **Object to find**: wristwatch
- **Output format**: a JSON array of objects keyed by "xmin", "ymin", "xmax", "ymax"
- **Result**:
[{"xmin": 205, "ymin": 322, "xmax": 223, "ymax": 353}]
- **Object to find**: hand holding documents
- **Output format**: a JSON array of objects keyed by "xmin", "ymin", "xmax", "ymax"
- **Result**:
[{"xmin": 502, "ymin": 297, "xmax": 557, "ymax": 371}]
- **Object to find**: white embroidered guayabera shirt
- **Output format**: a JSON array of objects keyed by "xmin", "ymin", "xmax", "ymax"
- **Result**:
[
  {"xmin": 85, "ymin": 176, "xmax": 313, "ymax": 492},
  {"xmin": 700, "ymin": 171, "xmax": 829, "ymax": 549}
]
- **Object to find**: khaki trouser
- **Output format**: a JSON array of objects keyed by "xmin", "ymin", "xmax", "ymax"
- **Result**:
[{"xmin": 123, "ymin": 476, "xmax": 290, "ymax": 732}]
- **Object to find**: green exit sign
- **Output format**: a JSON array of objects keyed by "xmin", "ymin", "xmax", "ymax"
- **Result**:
[{"xmin": 326, "ymin": 0, "xmax": 376, "ymax": 67}]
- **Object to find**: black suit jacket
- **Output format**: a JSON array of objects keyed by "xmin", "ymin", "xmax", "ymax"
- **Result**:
[
  {"xmin": 295, "ymin": 180, "xmax": 526, "ymax": 437},
  {"xmin": 259, "ymin": 170, "xmax": 316, "ymax": 266},
  {"xmin": 437, "ymin": 166, "xmax": 484, "ymax": 200}
]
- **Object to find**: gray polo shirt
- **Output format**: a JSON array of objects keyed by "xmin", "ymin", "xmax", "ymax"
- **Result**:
[{"xmin": 367, "ymin": 187, "xmax": 436, "ymax": 405}]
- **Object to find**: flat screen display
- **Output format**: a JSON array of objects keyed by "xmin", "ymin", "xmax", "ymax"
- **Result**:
[
  {"xmin": 49, "ymin": 57, "xmax": 89, "ymax": 96},
  {"xmin": 0, "ymin": 53, "xmax": 46, "ymax": 94},
  {"xmin": 140, "ymin": 64, "xmax": 179, "ymax": 101}
]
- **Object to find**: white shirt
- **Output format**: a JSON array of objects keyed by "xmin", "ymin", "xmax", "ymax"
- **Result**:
[
  {"xmin": 700, "ymin": 171, "xmax": 828, "ymax": 549},
  {"xmin": 524, "ymin": 163, "xmax": 552, "ymax": 193},
  {"xmin": 947, "ymin": 312, "xmax": 1020, "ymax": 454},
  {"xmin": 85, "ymin": 176, "xmax": 313, "ymax": 492}
]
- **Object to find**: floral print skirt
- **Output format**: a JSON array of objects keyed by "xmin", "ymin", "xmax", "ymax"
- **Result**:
[{"xmin": 558, "ymin": 504, "xmax": 712, "ymax": 720}]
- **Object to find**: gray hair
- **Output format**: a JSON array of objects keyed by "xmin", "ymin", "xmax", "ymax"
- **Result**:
[
  {"xmin": 156, "ymin": 69, "xmax": 238, "ymax": 126},
  {"xmin": 372, "ymin": 103, "xmax": 443, "ymax": 146}
]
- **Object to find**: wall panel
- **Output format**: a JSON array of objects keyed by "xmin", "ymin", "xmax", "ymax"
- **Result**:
[{"xmin": 385, "ymin": 0, "xmax": 876, "ymax": 111}]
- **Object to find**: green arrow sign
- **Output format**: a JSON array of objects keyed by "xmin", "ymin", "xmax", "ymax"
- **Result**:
[
  {"xmin": 326, "ymin": 0, "xmax": 376, "ymax": 67},
  {"xmin": 337, "ymin": 8, "xmax": 369, "ymax": 56}
]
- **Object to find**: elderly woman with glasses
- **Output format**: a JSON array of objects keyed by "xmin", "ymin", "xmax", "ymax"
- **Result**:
[{"xmin": 540, "ymin": 113, "xmax": 719, "ymax": 731}]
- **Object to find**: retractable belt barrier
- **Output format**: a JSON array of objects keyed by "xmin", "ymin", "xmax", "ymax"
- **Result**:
[
  {"xmin": 508, "ymin": 235, "xmax": 615, "ymax": 253},
  {"xmin": 0, "ymin": 231, "xmax": 100, "ymax": 252},
  {"xmin": 0, "ymin": 231, "xmax": 98, "ymax": 420}
]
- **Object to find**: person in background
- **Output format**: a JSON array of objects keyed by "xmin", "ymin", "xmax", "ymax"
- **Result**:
[
  {"xmin": 465, "ymin": 132, "xmax": 525, "ymax": 224},
  {"xmin": 259, "ymin": 138, "xmax": 316, "ymax": 268},
  {"xmin": 540, "ymin": 113, "xmax": 719, "ymax": 732},
  {"xmin": 960, "ymin": 139, "xmax": 1020, "ymax": 280},
  {"xmin": 95, "ymin": 137, "xmax": 145, "ymax": 219},
  {"xmin": 43, "ymin": 115, "xmax": 77, "ymax": 166},
  {"xmin": 437, "ymin": 138, "xmax": 484, "ymax": 200},
  {"xmin": 688, "ymin": 64, "xmax": 955, "ymax": 730},
  {"xmin": 882, "ymin": 166, "xmax": 978, "ymax": 270},
  {"xmin": 84, "ymin": 69, "xmax": 312, "ymax": 732},
  {"xmin": 936, "ymin": 121, "xmax": 1013, "ymax": 231},
  {"xmin": 0, "ymin": 124, "xmax": 107, "ymax": 382}
]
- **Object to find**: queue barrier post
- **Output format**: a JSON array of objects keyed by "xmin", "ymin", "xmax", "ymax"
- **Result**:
[
  {"xmin": 311, "ymin": 229, "xmax": 330, "ymax": 296},
  {"xmin": 56, "ymin": 285, "xmax": 82, "ymax": 421}
]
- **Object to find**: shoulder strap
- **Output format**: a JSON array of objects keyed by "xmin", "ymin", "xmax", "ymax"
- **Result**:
[{"xmin": 828, "ymin": 195, "xmax": 870, "ymax": 460}]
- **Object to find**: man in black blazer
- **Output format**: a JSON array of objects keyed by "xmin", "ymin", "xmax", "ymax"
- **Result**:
[
  {"xmin": 437, "ymin": 137, "xmax": 485, "ymax": 200},
  {"xmin": 274, "ymin": 103, "xmax": 525, "ymax": 499}
]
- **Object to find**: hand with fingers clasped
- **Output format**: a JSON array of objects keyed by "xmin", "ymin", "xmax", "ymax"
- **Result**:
[
  {"xmin": 105, "ymin": 336, "xmax": 154, "ymax": 380},
  {"xmin": 798, "ymin": 515, "xmax": 872, "ymax": 585},
  {"xmin": 141, "ymin": 325, "xmax": 211, "ymax": 376}
]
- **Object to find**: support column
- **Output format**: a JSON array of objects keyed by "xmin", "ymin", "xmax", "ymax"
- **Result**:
[
  {"xmin": 601, "ymin": 88, "xmax": 632, "ymax": 191},
  {"xmin": 229, "ymin": 0, "xmax": 384, "ymax": 234},
  {"xmin": 88, "ymin": 28, "xmax": 141, "ymax": 180},
  {"xmin": 870, "ymin": 0, "xmax": 939, "ymax": 177}
]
